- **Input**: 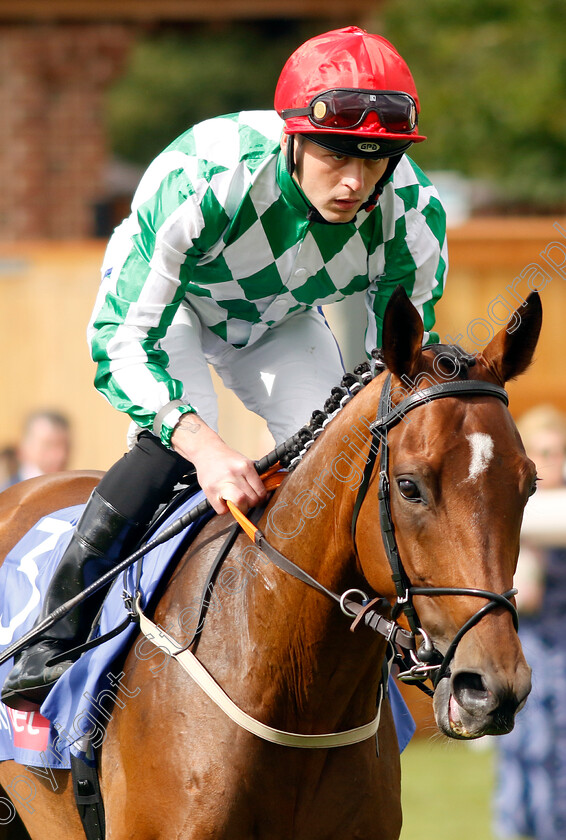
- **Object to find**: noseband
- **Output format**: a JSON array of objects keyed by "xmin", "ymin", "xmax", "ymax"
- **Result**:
[{"xmin": 351, "ymin": 373, "xmax": 518, "ymax": 694}]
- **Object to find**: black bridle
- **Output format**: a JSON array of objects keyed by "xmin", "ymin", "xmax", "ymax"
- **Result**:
[
  {"xmin": 351, "ymin": 373, "xmax": 519, "ymax": 694},
  {"xmin": 224, "ymin": 370, "xmax": 521, "ymax": 699}
]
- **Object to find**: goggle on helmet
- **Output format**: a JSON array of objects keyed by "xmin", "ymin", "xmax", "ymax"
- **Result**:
[{"xmin": 275, "ymin": 26, "xmax": 427, "ymax": 161}]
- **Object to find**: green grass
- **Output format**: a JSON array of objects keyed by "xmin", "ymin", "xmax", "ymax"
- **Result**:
[{"xmin": 400, "ymin": 737, "xmax": 499, "ymax": 840}]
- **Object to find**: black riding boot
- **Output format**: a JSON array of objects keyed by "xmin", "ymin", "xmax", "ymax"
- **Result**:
[{"xmin": 1, "ymin": 489, "xmax": 141, "ymax": 710}]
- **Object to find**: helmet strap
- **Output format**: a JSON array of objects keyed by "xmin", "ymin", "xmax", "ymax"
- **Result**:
[
  {"xmin": 362, "ymin": 153, "xmax": 404, "ymax": 211},
  {"xmin": 306, "ymin": 205, "xmax": 335, "ymax": 225},
  {"xmin": 286, "ymin": 134, "xmax": 295, "ymax": 177}
]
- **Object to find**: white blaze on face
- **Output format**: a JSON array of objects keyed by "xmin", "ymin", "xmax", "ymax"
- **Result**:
[{"xmin": 466, "ymin": 433, "xmax": 494, "ymax": 481}]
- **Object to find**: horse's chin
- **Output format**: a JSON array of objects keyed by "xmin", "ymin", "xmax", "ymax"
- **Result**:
[{"xmin": 432, "ymin": 676, "xmax": 517, "ymax": 740}]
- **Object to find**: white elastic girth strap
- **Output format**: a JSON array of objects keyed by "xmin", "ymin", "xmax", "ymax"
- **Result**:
[{"xmin": 136, "ymin": 605, "xmax": 382, "ymax": 749}]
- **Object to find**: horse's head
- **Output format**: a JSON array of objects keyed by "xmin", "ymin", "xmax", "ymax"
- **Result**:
[{"xmin": 354, "ymin": 287, "xmax": 542, "ymax": 739}]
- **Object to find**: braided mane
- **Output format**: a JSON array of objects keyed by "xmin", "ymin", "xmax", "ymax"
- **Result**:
[
  {"xmin": 277, "ymin": 349, "xmax": 387, "ymax": 470},
  {"xmin": 276, "ymin": 343, "xmax": 477, "ymax": 470}
]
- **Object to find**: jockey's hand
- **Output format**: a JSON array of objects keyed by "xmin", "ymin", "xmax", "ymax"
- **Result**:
[{"xmin": 171, "ymin": 413, "xmax": 267, "ymax": 515}]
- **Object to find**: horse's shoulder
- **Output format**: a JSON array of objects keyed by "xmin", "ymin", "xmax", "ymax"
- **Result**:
[
  {"xmin": 175, "ymin": 511, "xmax": 242, "ymax": 577},
  {"xmin": 0, "ymin": 470, "xmax": 102, "ymax": 562}
]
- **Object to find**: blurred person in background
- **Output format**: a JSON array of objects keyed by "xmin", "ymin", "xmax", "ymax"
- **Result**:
[
  {"xmin": 2, "ymin": 26, "xmax": 447, "ymax": 709},
  {"xmin": 493, "ymin": 404, "xmax": 566, "ymax": 840},
  {"xmin": 0, "ymin": 410, "xmax": 71, "ymax": 492}
]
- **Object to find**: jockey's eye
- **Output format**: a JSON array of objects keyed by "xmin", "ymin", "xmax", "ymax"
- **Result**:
[{"xmin": 397, "ymin": 478, "xmax": 422, "ymax": 502}]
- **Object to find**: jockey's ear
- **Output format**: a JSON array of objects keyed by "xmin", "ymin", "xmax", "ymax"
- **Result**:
[
  {"xmin": 381, "ymin": 285, "xmax": 424, "ymax": 381},
  {"xmin": 480, "ymin": 291, "xmax": 542, "ymax": 384}
]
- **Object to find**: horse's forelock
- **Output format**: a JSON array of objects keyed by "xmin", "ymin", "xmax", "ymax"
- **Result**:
[{"xmin": 424, "ymin": 344, "xmax": 477, "ymax": 381}]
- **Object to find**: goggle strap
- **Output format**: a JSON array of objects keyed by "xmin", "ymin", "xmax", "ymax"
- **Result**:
[{"xmin": 281, "ymin": 107, "xmax": 312, "ymax": 119}]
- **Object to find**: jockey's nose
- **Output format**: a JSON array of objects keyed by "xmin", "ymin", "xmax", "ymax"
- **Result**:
[{"xmin": 341, "ymin": 158, "xmax": 370, "ymax": 193}]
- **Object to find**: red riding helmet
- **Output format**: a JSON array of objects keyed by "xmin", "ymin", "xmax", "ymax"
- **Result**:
[{"xmin": 275, "ymin": 26, "xmax": 426, "ymax": 159}]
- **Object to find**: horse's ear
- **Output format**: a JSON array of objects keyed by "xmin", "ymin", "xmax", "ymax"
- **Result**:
[
  {"xmin": 381, "ymin": 285, "xmax": 424, "ymax": 379},
  {"xmin": 481, "ymin": 291, "xmax": 542, "ymax": 383}
]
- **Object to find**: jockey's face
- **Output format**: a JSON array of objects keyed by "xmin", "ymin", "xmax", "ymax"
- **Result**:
[{"xmin": 281, "ymin": 135, "xmax": 389, "ymax": 223}]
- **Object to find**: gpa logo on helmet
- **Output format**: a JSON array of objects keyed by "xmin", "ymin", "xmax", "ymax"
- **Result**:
[{"xmin": 357, "ymin": 142, "xmax": 381, "ymax": 153}]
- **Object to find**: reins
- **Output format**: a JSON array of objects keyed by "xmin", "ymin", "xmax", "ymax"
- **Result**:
[
  {"xmin": 129, "ymin": 470, "xmax": 389, "ymax": 750},
  {"xmin": 223, "ymin": 489, "xmax": 416, "ymax": 655}
]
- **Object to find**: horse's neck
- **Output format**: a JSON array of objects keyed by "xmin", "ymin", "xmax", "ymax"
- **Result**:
[
  {"xmin": 239, "ymin": 400, "xmax": 385, "ymax": 729},
  {"xmin": 262, "ymin": 381, "xmax": 381, "ymax": 591}
]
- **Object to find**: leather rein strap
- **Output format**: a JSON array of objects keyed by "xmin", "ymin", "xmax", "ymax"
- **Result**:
[
  {"xmin": 132, "ymin": 471, "xmax": 388, "ymax": 749},
  {"xmin": 225, "ymin": 484, "xmax": 415, "ymax": 656}
]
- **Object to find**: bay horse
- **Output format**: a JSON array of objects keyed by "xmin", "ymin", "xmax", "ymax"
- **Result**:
[{"xmin": 0, "ymin": 288, "xmax": 541, "ymax": 840}]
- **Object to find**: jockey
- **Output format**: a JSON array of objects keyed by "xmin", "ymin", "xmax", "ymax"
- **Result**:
[{"xmin": 2, "ymin": 26, "xmax": 447, "ymax": 709}]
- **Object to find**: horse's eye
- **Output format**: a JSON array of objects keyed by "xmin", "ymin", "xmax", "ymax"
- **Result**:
[
  {"xmin": 528, "ymin": 477, "xmax": 539, "ymax": 498},
  {"xmin": 397, "ymin": 478, "xmax": 421, "ymax": 501}
]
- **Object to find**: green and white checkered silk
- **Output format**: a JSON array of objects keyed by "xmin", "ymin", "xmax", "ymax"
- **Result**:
[{"xmin": 88, "ymin": 111, "xmax": 447, "ymax": 446}]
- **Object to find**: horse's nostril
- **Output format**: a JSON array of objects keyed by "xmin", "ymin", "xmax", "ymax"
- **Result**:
[{"xmin": 452, "ymin": 671, "xmax": 491, "ymax": 710}]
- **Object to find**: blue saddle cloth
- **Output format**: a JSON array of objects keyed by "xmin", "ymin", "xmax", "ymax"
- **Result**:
[{"xmin": 0, "ymin": 492, "xmax": 414, "ymax": 770}]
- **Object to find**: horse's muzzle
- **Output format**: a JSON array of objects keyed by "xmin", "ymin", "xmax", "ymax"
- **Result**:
[{"xmin": 432, "ymin": 666, "xmax": 532, "ymax": 739}]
